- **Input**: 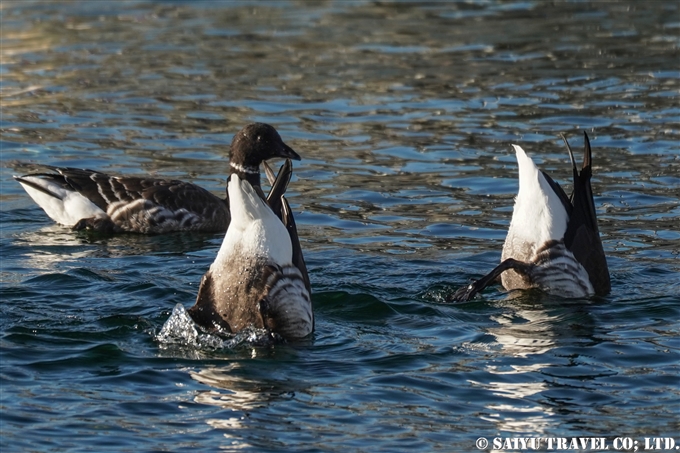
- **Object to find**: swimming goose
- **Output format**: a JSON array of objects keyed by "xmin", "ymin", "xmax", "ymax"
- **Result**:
[
  {"xmin": 188, "ymin": 158, "xmax": 313, "ymax": 340},
  {"xmin": 13, "ymin": 123, "xmax": 300, "ymax": 234},
  {"xmin": 450, "ymin": 132, "xmax": 610, "ymax": 301}
]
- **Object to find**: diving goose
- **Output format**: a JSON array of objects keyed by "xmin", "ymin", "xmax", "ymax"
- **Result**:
[
  {"xmin": 450, "ymin": 132, "xmax": 610, "ymax": 301},
  {"xmin": 188, "ymin": 158, "xmax": 313, "ymax": 340},
  {"xmin": 13, "ymin": 123, "xmax": 299, "ymax": 234}
]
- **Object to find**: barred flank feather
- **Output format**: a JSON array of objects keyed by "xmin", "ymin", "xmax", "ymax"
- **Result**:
[
  {"xmin": 262, "ymin": 265, "xmax": 313, "ymax": 338},
  {"xmin": 529, "ymin": 240, "xmax": 594, "ymax": 297}
]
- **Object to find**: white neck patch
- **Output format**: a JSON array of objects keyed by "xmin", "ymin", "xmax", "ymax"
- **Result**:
[
  {"xmin": 214, "ymin": 174, "xmax": 292, "ymax": 268},
  {"xmin": 230, "ymin": 162, "xmax": 259, "ymax": 175}
]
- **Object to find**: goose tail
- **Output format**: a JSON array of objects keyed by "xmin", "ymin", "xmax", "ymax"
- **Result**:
[{"xmin": 14, "ymin": 174, "xmax": 103, "ymax": 226}]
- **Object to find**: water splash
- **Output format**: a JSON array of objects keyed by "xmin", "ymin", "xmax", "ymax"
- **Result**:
[{"xmin": 156, "ymin": 303, "xmax": 281, "ymax": 350}]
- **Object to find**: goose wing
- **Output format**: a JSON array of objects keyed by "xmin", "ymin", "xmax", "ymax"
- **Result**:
[
  {"xmin": 561, "ymin": 133, "xmax": 610, "ymax": 295},
  {"xmin": 263, "ymin": 160, "xmax": 312, "ymax": 295}
]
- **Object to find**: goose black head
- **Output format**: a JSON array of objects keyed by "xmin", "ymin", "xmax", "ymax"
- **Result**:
[{"xmin": 229, "ymin": 123, "xmax": 300, "ymax": 186}]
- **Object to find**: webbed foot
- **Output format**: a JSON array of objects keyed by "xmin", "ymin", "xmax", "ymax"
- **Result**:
[
  {"xmin": 73, "ymin": 216, "xmax": 119, "ymax": 233},
  {"xmin": 448, "ymin": 280, "xmax": 483, "ymax": 302}
]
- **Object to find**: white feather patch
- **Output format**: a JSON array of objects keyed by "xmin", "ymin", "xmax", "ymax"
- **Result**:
[
  {"xmin": 17, "ymin": 177, "xmax": 104, "ymax": 226},
  {"xmin": 213, "ymin": 174, "xmax": 292, "ymax": 268},
  {"xmin": 503, "ymin": 145, "xmax": 569, "ymax": 259}
]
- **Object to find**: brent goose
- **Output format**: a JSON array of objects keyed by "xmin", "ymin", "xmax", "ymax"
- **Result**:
[
  {"xmin": 13, "ymin": 123, "xmax": 299, "ymax": 234},
  {"xmin": 188, "ymin": 158, "xmax": 313, "ymax": 340},
  {"xmin": 450, "ymin": 132, "xmax": 610, "ymax": 301}
]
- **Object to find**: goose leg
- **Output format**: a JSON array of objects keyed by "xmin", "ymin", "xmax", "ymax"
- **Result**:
[{"xmin": 449, "ymin": 259, "xmax": 535, "ymax": 302}]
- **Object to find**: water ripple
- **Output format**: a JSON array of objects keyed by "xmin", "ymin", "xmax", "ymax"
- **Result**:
[{"xmin": 2, "ymin": 1, "xmax": 679, "ymax": 451}]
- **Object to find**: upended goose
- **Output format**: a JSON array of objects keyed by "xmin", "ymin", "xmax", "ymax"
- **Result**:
[
  {"xmin": 13, "ymin": 123, "xmax": 299, "ymax": 234},
  {"xmin": 450, "ymin": 132, "xmax": 610, "ymax": 302},
  {"xmin": 188, "ymin": 158, "xmax": 314, "ymax": 341}
]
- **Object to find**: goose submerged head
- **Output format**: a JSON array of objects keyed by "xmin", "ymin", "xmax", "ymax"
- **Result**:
[
  {"xmin": 449, "ymin": 131, "xmax": 610, "ymax": 302},
  {"xmin": 189, "ymin": 163, "xmax": 313, "ymax": 341}
]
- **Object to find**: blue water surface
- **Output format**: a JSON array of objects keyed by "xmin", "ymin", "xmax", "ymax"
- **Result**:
[{"xmin": 1, "ymin": 1, "xmax": 679, "ymax": 452}]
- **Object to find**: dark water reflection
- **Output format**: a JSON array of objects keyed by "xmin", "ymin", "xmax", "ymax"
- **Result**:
[{"xmin": 2, "ymin": 1, "xmax": 679, "ymax": 451}]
